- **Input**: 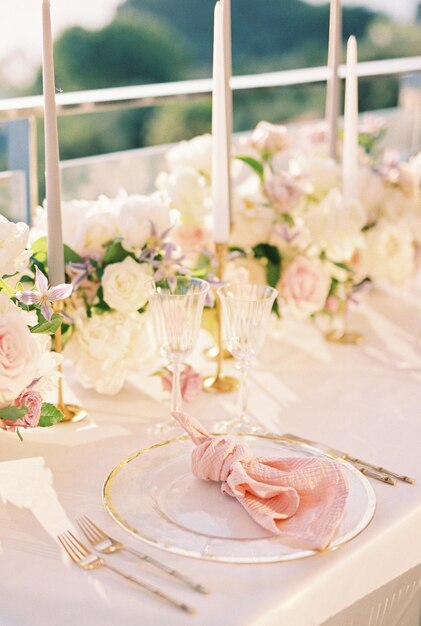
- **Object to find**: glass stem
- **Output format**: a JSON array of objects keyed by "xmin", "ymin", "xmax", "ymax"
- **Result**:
[
  {"xmin": 170, "ymin": 359, "xmax": 182, "ymax": 414},
  {"xmin": 237, "ymin": 360, "xmax": 250, "ymax": 422}
]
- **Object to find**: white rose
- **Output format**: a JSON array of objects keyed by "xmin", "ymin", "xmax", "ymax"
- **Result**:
[
  {"xmin": 230, "ymin": 197, "xmax": 275, "ymax": 249},
  {"xmin": 0, "ymin": 294, "xmax": 38, "ymax": 403},
  {"xmin": 102, "ymin": 257, "xmax": 153, "ymax": 314},
  {"xmin": 358, "ymin": 168, "xmax": 386, "ymax": 224},
  {"xmin": 290, "ymin": 156, "xmax": 341, "ymax": 200},
  {"xmin": 251, "ymin": 121, "xmax": 289, "ymax": 154},
  {"xmin": 119, "ymin": 194, "xmax": 171, "ymax": 252},
  {"xmin": 166, "ymin": 134, "xmax": 213, "ymax": 177},
  {"xmin": 303, "ymin": 189, "xmax": 366, "ymax": 263},
  {"xmin": 224, "ymin": 257, "xmax": 267, "ymax": 285},
  {"xmin": 65, "ymin": 310, "xmax": 156, "ymax": 395},
  {"xmin": 0, "ymin": 215, "xmax": 30, "ymax": 276},
  {"xmin": 156, "ymin": 168, "xmax": 209, "ymax": 221},
  {"xmin": 362, "ymin": 220, "xmax": 416, "ymax": 286}
]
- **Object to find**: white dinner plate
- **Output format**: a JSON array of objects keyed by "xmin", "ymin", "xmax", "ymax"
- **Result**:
[{"xmin": 102, "ymin": 433, "xmax": 376, "ymax": 563}]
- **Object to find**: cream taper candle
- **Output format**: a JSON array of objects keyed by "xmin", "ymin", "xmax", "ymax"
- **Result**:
[
  {"xmin": 212, "ymin": 0, "xmax": 230, "ymax": 244},
  {"xmin": 42, "ymin": 0, "xmax": 65, "ymax": 286},
  {"xmin": 222, "ymin": 0, "xmax": 233, "ymax": 225},
  {"xmin": 342, "ymin": 35, "xmax": 359, "ymax": 202},
  {"xmin": 325, "ymin": 0, "xmax": 341, "ymax": 161}
]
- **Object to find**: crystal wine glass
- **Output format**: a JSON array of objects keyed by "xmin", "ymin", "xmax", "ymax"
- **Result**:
[
  {"xmin": 146, "ymin": 277, "xmax": 209, "ymax": 436},
  {"xmin": 216, "ymin": 283, "xmax": 278, "ymax": 434}
]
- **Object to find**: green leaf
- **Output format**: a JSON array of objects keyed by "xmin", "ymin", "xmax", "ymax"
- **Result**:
[
  {"xmin": 266, "ymin": 262, "xmax": 281, "ymax": 289},
  {"xmin": 103, "ymin": 241, "xmax": 131, "ymax": 265},
  {"xmin": 0, "ymin": 277, "xmax": 15, "ymax": 296},
  {"xmin": 31, "ymin": 313, "xmax": 64, "ymax": 334},
  {"xmin": 38, "ymin": 403, "xmax": 64, "ymax": 427},
  {"xmin": 0, "ymin": 405, "xmax": 28, "ymax": 421},
  {"xmin": 236, "ymin": 155, "xmax": 264, "ymax": 180},
  {"xmin": 31, "ymin": 237, "xmax": 48, "ymax": 256},
  {"xmin": 253, "ymin": 243, "xmax": 281, "ymax": 266},
  {"xmin": 64, "ymin": 245, "xmax": 83, "ymax": 264},
  {"xmin": 333, "ymin": 261, "xmax": 353, "ymax": 273}
]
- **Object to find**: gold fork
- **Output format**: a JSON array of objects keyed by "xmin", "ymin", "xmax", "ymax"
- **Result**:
[
  {"xmin": 76, "ymin": 515, "xmax": 209, "ymax": 595},
  {"xmin": 58, "ymin": 530, "xmax": 195, "ymax": 614}
]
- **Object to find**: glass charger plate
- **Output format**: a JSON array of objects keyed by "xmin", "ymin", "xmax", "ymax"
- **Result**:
[{"xmin": 102, "ymin": 434, "xmax": 376, "ymax": 563}]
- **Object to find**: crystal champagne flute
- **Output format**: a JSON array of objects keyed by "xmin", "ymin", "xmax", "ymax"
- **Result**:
[
  {"xmin": 216, "ymin": 283, "xmax": 278, "ymax": 433},
  {"xmin": 146, "ymin": 277, "xmax": 209, "ymax": 435}
]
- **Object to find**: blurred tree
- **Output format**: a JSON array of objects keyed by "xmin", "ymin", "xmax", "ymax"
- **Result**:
[
  {"xmin": 119, "ymin": 0, "xmax": 376, "ymax": 72},
  {"xmin": 28, "ymin": 14, "xmax": 189, "ymax": 199}
]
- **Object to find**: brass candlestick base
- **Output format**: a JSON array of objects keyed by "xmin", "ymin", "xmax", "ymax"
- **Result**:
[
  {"xmin": 53, "ymin": 300, "xmax": 87, "ymax": 423},
  {"xmin": 203, "ymin": 345, "xmax": 233, "ymax": 361},
  {"xmin": 203, "ymin": 242, "xmax": 239, "ymax": 394},
  {"xmin": 325, "ymin": 329, "xmax": 365, "ymax": 345},
  {"xmin": 203, "ymin": 373, "xmax": 239, "ymax": 393}
]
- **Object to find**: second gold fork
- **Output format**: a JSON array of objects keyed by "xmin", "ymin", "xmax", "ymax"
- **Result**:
[{"xmin": 76, "ymin": 515, "xmax": 209, "ymax": 595}]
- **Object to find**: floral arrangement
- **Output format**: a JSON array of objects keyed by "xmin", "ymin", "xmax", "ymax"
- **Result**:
[
  {"xmin": 156, "ymin": 119, "xmax": 421, "ymax": 333},
  {"xmin": 24, "ymin": 117, "xmax": 421, "ymax": 397},
  {"xmin": 31, "ymin": 192, "xmax": 192, "ymax": 395},
  {"xmin": 0, "ymin": 214, "xmax": 70, "ymax": 436}
]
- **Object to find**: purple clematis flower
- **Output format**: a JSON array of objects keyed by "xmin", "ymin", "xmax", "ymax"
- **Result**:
[{"xmin": 17, "ymin": 266, "xmax": 72, "ymax": 321}]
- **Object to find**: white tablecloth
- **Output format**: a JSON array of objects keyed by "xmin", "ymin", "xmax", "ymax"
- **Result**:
[{"xmin": 1, "ymin": 285, "xmax": 421, "ymax": 626}]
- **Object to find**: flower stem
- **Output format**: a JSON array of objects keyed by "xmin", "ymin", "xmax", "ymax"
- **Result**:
[{"xmin": 170, "ymin": 359, "xmax": 182, "ymax": 414}]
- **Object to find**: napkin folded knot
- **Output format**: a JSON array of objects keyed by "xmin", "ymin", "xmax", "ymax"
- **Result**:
[{"xmin": 172, "ymin": 411, "xmax": 349, "ymax": 551}]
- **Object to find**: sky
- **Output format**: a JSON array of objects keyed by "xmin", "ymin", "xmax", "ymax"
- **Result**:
[{"xmin": 0, "ymin": 0, "xmax": 417, "ymax": 88}]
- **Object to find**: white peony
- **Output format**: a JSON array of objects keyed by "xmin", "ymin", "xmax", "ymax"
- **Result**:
[
  {"xmin": 166, "ymin": 134, "xmax": 213, "ymax": 177},
  {"xmin": 65, "ymin": 310, "xmax": 156, "ymax": 395},
  {"xmin": 102, "ymin": 257, "xmax": 153, "ymax": 314},
  {"xmin": 303, "ymin": 189, "xmax": 366, "ymax": 263},
  {"xmin": 362, "ymin": 220, "xmax": 416, "ymax": 286},
  {"xmin": 119, "ymin": 193, "xmax": 171, "ymax": 252},
  {"xmin": 156, "ymin": 167, "xmax": 209, "ymax": 221},
  {"xmin": 0, "ymin": 215, "xmax": 31, "ymax": 276}
]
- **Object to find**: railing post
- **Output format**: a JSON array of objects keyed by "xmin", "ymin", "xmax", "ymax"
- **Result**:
[{"xmin": 6, "ymin": 117, "xmax": 38, "ymax": 223}]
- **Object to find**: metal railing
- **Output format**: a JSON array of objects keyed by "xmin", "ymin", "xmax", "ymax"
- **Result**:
[
  {"xmin": 0, "ymin": 56, "xmax": 421, "ymax": 119},
  {"xmin": 0, "ymin": 55, "xmax": 421, "ymax": 219}
]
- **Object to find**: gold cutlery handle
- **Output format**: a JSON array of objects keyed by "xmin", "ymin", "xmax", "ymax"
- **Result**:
[
  {"xmin": 355, "ymin": 464, "xmax": 397, "ymax": 485},
  {"xmin": 104, "ymin": 563, "xmax": 196, "ymax": 614},
  {"xmin": 347, "ymin": 457, "xmax": 415, "ymax": 485},
  {"xmin": 124, "ymin": 547, "xmax": 209, "ymax": 595}
]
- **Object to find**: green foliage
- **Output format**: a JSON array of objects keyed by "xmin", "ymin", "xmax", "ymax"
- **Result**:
[
  {"xmin": 103, "ymin": 241, "xmax": 133, "ymax": 265},
  {"xmin": 252, "ymin": 244, "xmax": 282, "ymax": 288},
  {"xmin": 0, "ymin": 406, "xmax": 28, "ymax": 421},
  {"xmin": 30, "ymin": 313, "xmax": 64, "ymax": 335},
  {"xmin": 38, "ymin": 403, "xmax": 64, "ymax": 427},
  {"xmin": 236, "ymin": 156, "xmax": 264, "ymax": 181}
]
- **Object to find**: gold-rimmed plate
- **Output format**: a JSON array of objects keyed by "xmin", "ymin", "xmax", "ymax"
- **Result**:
[{"xmin": 102, "ymin": 434, "xmax": 376, "ymax": 563}]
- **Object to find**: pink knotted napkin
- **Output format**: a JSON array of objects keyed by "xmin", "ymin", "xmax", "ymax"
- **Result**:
[{"xmin": 172, "ymin": 412, "xmax": 349, "ymax": 551}]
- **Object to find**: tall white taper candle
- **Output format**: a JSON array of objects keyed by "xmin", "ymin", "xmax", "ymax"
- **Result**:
[
  {"xmin": 42, "ymin": 0, "xmax": 65, "ymax": 286},
  {"xmin": 325, "ymin": 0, "xmax": 341, "ymax": 161},
  {"xmin": 212, "ymin": 0, "xmax": 230, "ymax": 244},
  {"xmin": 342, "ymin": 36, "xmax": 359, "ymax": 202},
  {"xmin": 222, "ymin": 0, "xmax": 233, "ymax": 224}
]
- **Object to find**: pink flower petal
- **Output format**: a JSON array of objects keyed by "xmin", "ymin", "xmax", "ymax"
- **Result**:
[
  {"xmin": 48, "ymin": 283, "xmax": 73, "ymax": 301},
  {"xmin": 35, "ymin": 266, "xmax": 49, "ymax": 294}
]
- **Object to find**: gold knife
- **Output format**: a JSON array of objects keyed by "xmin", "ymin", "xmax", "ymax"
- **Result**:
[{"xmin": 279, "ymin": 433, "xmax": 415, "ymax": 485}]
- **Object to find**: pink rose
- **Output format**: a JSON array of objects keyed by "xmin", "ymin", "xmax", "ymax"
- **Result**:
[
  {"xmin": 0, "ymin": 303, "xmax": 38, "ymax": 404},
  {"xmin": 1, "ymin": 390, "xmax": 42, "ymax": 431},
  {"xmin": 161, "ymin": 364, "xmax": 203, "ymax": 403},
  {"xmin": 171, "ymin": 223, "xmax": 212, "ymax": 256},
  {"xmin": 279, "ymin": 257, "xmax": 331, "ymax": 318},
  {"xmin": 264, "ymin": 173, "xmax": 304, "ymax": 214}
]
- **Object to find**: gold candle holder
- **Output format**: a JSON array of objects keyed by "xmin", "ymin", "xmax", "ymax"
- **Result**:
[
  {"xmin": 53, "ymin": 301, "xmax": 87, "ymax": 423},
  {"xmin": 325, "ymin": 283, "xmax": 364, "ymax": 345},
  {"xmin": 203, "ymin": 243, "xmax": 239, "ymax": 394}
]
